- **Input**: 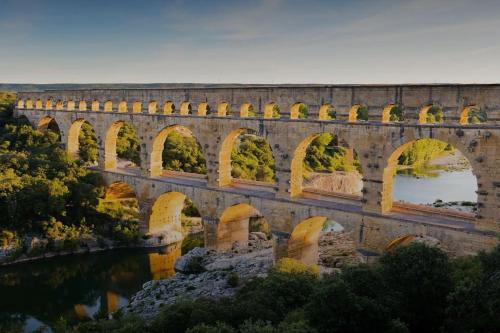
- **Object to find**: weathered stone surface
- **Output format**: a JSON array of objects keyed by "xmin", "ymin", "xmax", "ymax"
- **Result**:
[
  {"xmin": 126, "ymin": 243, "xmax": 273, "ymax": 317},
  {"xmin": 14, "ymin": 84, "xmax": 500, "ymax": 260}
]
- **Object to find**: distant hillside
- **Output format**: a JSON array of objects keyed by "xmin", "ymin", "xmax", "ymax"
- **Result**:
[{"xmin": 0, "ymin": 83, "xmax": 255, "ymax": 92}]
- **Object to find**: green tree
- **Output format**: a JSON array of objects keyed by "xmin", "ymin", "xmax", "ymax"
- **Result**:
[
  {"xmin": 116, "ymin": 123, "xmax": 141, "ymax": 165},
  {"xmin": 231, "ymin": 134, "xmax": 276, "ymax": 182},
  {"xmin": 78, "ymin": 122, "xmax": 98, "ymax": 163},
  {"xmin": 162, "ymin": 131, "xmax": 206, "ymax": 174}
]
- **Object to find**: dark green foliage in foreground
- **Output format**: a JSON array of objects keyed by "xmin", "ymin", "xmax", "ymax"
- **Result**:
[
  {"xmin": 73, "ymin": 244, "xmax": 500, "ymax": 333},
  {"xmin": 0, "ymin": 93, "xmax": 137, "ymax": 245}
]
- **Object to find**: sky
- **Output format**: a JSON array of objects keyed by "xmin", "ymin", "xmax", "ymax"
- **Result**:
[{"xmin": 1, "ymin": 0, "xmax": 500, "ymax": 84}]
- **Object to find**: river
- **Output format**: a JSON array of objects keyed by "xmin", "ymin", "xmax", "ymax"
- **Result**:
[{"xmin": 0, "ymin": 244, "xmax": 184, "ymax": 333}]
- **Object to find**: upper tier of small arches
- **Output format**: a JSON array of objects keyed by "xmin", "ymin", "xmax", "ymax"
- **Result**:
[{"xmin": 16, "ymin": 97, "xmax": 488, "ymax": 125}]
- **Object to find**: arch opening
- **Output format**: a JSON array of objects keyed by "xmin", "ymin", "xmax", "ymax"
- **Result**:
[
  {"xmin": 148, "ymin": 192, "xmax": 204, "ymax": 248},
  {"xmin": 118, "ymin": 101, "xmax": 127, "ymax": 113},
  {"xmin": 45, "ymin": 99, "xmax": 53, "ymax": 110},
  {"xmin": 197, "ymin": 102, "xmax": 210, "ymax": 116},
  {"xmin": 217, "ymin": 102, "xmax": 231, "ymax": 117},
  {"xmin": 290, "ymin": 102, "xmax": 308, "ymax": 119},
  {"xmin": 288, "ymin": 216, "xmax": 357, "ymax": 267},
  {"xmin": 163, "ymin": 101, "xmax": 175, "ymax": 115},
  {"xmin": 179, "ymin": 101, "xmax": 191, "ymax": 116},
  {"xmin": 382, "ymin": 104, "xmax": 404, "ymax": 122},
  {"xmin": 219, "ymin": 129, "xmax": 276, "ymax": 188},
  {"xmin": 348, "ymin": 104, "xmax": 369, "ymax": 122},
  {"xmin": 148, "ymin": 101, "xmax": 158, "ymax": 114},
  {"xmin": 67, "ymin": 119, "xmax": 98, "ymax": 165},
  {"xmin": 240, "ymin": 103, "xmax": 256, "ymax": 117},
  {"xmin": 35, "ymin": 99, "xmax": 43, "ymax": 109},
  {"xmin": 37, "ymin": 116, "xmax": 61, "ymax": 142},
  {"xmin": 291, "ymin": 132, "xmax": 363, "ymax": 199},
  {"xmin": 150, "ymin": 125, "xmax": 207, "ymax": 178},
  {"xmin": 17, "ymin": 100, "xmax": 25, "ymax": 108},
  {"xmin": 104, "ymin": 121, "xmax": 141, "ymax": 172},
  {"xmin": 264, "ymin": 102, "xmax": 280, "ymax": 118},
  {"xmin": 91, "ymin": 100, "xmax": 100, "ymax": 112},
  {"xmin": 132, "ymin": 101, "xmax": 142, "ymax": 113},
  {"xmin": 26, "ymin": 99, "xmax": 33, "ymax": 109},
  {"xmin": 217, "ymin": 203, "xmax": 272, "ymax": 252},
  {"xmin": 419, "ymin": 105, "xmax": 443, "ymax": 124},
  {"xmin": 382, "ymin": 138, "xmax": 478, "ymax": 217},
  {"xmin": 104, "ymin": 101, "xmax": 113, "ymax": 112},
  {"xmin": 79, "ymin": 101, "xmax": 87, "ymax": 111},
  {"xmin": 67, "ymin": 100, "xmax": 75, "ymax": 111},
  {"xmin": 460, "ymin": 106, "xmax": 487, "ymax": 125},
  {"xmin": 55, "ymin": 100, "xmax": 64, "ymax": 111},
  {"xmin": 318, "ymin": 104, "xmax": 336, "ymax": 120}
]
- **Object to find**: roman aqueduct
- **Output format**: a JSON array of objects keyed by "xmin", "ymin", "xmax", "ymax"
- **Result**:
[{"xmin": 15, "ymin": 84, "xmax": 500, "ymax": 262}]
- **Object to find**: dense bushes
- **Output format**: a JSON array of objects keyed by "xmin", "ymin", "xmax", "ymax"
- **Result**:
[
  {"xmin": 72, "ymin": 244, "xmax": 500, "ymax": 332},
  {"xmin": 231, "ymin": 134, "xmax": 275, "ymax": 182},
  {"xmin": 0, "ymin": 93, "xmax": 138, "ymax": 250}
]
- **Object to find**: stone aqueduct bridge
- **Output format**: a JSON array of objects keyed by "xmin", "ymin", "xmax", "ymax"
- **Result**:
[{"xmin": 15, "ymin": 84, "xmax": 500, "ymax": 260}]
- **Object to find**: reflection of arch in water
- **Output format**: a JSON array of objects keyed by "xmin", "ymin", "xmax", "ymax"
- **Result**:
[
  {"xmin": 381, "ymin": 139, "xmax": 477, "ymax": 213},
  {"xmin": 217, "ymin": 203, "xmax": 268, "ymax": 251}
]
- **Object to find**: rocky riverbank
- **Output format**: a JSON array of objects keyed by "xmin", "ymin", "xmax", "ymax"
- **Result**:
[{"xmin": 125, "ymin": 236, "xmax": 274, "ymax": 318}]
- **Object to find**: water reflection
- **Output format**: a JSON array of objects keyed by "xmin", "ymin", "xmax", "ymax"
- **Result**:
[{"xmin": 0, "ymin": 243, "xmax": 182, "ymax": 332}]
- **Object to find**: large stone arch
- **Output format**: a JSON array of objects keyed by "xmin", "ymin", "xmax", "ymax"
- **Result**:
[
  {"xmin": 37, "ymin": 116, "xmax": 60, "ymax": 133},
  {"xmin": 104, "ymin": 121, "xmax": 141, "ymax": 170},
  {"xmin": 150, "ymin": 124, "xmax": 206, "ymax": 177},
  {"xmin": 381, "ymin": 138, "xmax": 479, "ymax": 214},
  {"xmin": 67, "ymin": 118, "xmax": 97, "ymax": 159},
  {"xmin": 147, "ymin": 191, "xmax": 186, "ymax": 243},
  {"xmin": 218, "ymin": 128, "xmax": 277, "ymax": 187},
  {"xmin": 287, "ymin": 216, "xmax": 326, "ymax": 265},
  {"xmin": 216, "ymin": 203, "xmax": 267, "ymax": 251},
  {"xmin": 289, "ymin": 132, "xmax": 362, "ymax": 198}
]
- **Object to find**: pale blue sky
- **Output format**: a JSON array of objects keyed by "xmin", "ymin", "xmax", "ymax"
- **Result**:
[{"xmin": 1, "ymin": 0, "xmax": 500, "ymax": 83}]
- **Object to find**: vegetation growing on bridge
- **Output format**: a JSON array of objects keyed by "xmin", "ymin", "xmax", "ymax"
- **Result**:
[{"xmin": 63, "ymin": 243, "xmax": 500, "ymax": 333}]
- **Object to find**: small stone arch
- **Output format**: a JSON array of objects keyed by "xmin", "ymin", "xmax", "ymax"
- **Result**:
[
  {"xmin": 79, "ymin": 101, "xmax": 87, "ymax": 111},
  {"xmin": 45, "ymin": 99, "xmax": 53, "ymax": 110},
  {"xmin": 104, "ymin": 100, "xmax": 113, "ymax": 112},
  {"xmin": 148, "ymin": 101, "xmax": 158, "ymax": 114},
  {"xmin": 197, "ymin": 102, "xmax": 210, "ymax": 116},
  {"xmin": 218, "ymin": 102, "xmax": 230, "ymax": 117},
  {"xmin": 132, "ymin": 101, "xmax": 142, "ymax": 113},
  {"xmin": 419, "ymin": 105, "xmax": 444, "ymax": 124},
  {"xmin": 460, "ymin": 105, "xmax": 487, "ymax": 125},
  {"xmin": 117, "ymin": 101, "xmax": 127, "ymax": 113},
  {"xmin": 264, "ymin": 102, "xmax": 280, "ymax": 118},
  {"xmin": 91, "ymin": 100, "xmax": 100, "ymax": 112},
  {"xmin": 217, "ymin": 203, "xmax": 268, "ymax": 251},
  {"xmin": 318, "ymin": 104, "xmax": 336, "ymax": 120},
  {"xmin": 163, "ymin": 101, "xmax": 175, "ymax": 115},
  {"xmin": 382, "ymin": 104, "xmax": 404, "ymax": 123},
  {"xmin": 17, "ymin": 100, "xmax": 25, "ymax": 108},
  {"xmin": 67, "ymin": 100, "xmax": 75, "ymax": 111},
  {"xmin": 26, "ymin": 99, "xmax": 33, "ymax": 109},
  {"xmin": 150, "ymin": 125, "xmax": 205, "ymax": 177},
  {"xmin": 35, "ymin": 99, "xmax": 43, "ymax": 109},
  {"xmin": 240, "ymin": 103, "xmax": 255, "ymax": 117},
  {"xmin": 104, "ymin": 121, "xmax": 141, "ymax": 170},
  {"xmin": 290, "ymin": 102, "xmax": 308, "ymax": 119},
  {"xmin": 180, "ymin": 101, "xmax": 191, "ymax": 115},
  {"xmin": 348, "ymin": 104, "xmax": 369, "ymax": 122},
  {"xmin": 55, "ymin": 100, "xmax": 64, "ymax": 111}
]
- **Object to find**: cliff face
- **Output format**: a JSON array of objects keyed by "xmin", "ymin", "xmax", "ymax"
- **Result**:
[{"xmin": 303, "ymin": 171, "xmax": 363, "ymax": 195}]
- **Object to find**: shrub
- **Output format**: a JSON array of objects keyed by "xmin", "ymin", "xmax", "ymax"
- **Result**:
[{"xmin": 273, "ymin": 258, "xmax": 319, "ymax": 276}]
